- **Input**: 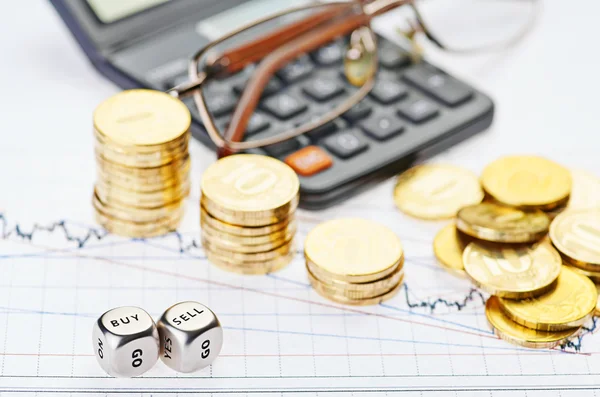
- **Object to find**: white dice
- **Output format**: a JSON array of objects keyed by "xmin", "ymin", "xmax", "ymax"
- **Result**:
[
  {"xmin": 92, "ymin": 306, "xmax": 159, "ymax": 377},
  {"xmin": 157, "ymin": 301, "xmax": 223, "ymax": 373}
]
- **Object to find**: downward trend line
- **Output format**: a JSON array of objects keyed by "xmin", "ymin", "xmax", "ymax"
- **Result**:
[
  {"xmin": 0, "ymin": 213, "xmax": 107, "ymax": 248},
  {"xmin": 1, "ymin": 214, "xmax": 596, "ymax": 353},
  {"xmin": 8, "ymin": 237, "xmax": 497, "ymax": 341}
]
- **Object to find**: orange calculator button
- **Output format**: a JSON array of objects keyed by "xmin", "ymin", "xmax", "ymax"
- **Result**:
[{"xmin": 285, "ymin": 146, "xmax": 333, "ymax": 177}]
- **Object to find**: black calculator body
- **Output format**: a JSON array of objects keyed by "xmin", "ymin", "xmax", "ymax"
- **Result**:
[{"xmin": 50, "ymin": 0, "xmax": 494, "ymax": 210}]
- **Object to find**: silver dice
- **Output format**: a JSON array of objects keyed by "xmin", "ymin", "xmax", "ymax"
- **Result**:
[
  {"xmin": 92, "ymin": 306, "xmax": 159, "ymax": 377},
  {"xmin": 157, "ymin": 301, "xmax": 223, "ymax": 373}
]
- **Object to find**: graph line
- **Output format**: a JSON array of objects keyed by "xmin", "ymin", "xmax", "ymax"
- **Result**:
[{"xmin": 0, "ymin": 213, "xmax": 107, "ymax": 248}]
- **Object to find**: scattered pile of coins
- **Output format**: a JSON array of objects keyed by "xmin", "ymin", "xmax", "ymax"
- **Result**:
[
  {"xmin": 304, "ymin": 218, "xmax": 404, "ymax": 305},
  {"xmin": 93, "ymin": 89, "xmax": 191, "ymax": 237},
  {"xmin": 395, "ymin": 155, "xmax": 600, "ymax": 349},
  {"xmin": 200, "ymin": 154, "xmax": 299, "ymax": 274}
]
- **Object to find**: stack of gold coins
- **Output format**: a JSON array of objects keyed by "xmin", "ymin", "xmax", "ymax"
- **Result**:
[
  {"xmin": 304, "ymin": 219, "xmax": 404, "ymax": 305},
  {"xmin": 480, "ymin": 155, "xmax": 572, "ymax": 215},
  {"xmin": 200, "ymin": 154, "xmax": 299, "ymax": 274},
  {"xmin": 395, "ymin": 155, "xmax": 600, "ymax": 348},
  {"xmin": 93, "ymin": 89, "xmax": 191, "ymax": 237}
]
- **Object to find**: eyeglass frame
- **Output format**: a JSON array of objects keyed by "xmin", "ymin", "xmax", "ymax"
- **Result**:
[{"xmin": 169, "ymin": 0, "xmax": 539, "ymax": 156}]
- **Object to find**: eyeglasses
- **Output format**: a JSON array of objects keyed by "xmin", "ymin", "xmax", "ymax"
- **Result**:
[{"xmin": 169, "ymin": 0, "xmax": 539, "ymax": 157}]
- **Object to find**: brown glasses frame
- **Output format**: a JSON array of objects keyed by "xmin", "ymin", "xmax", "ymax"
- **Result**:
[{"xmin": 169, "ymin": 0, "xmax": 539, "ymax": 155}]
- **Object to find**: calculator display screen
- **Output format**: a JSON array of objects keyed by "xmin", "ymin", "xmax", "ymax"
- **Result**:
[
  {"xmin": 196, "ymin": 0, "xmax": 308, "ymax": 40},
  {"xmin": 86, "ymin": 0, "xmax": 172, "ymax": 24}
]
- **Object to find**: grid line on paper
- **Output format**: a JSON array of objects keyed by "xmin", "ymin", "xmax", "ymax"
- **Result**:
[{"xmin": 0, "ymin": 214, "xmax": 597, "ymax": 395}]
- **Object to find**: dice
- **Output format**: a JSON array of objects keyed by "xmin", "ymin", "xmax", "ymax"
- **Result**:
[
  {"xmin": 157, "ymin": 301, "xmax": 223, "ymax": 373},
  {"xmin": 92, "ymin": 306, "xmax": 159, "ymax": 377}
]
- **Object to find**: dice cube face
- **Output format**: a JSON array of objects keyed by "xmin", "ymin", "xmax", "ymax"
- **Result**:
[
  {"xmin": 92, "ymin": 306, "xmax": 159, "ymax": 377},
  {"xmin": 158, "ymin": 301, "xmax": 223, "ymax": 373}
]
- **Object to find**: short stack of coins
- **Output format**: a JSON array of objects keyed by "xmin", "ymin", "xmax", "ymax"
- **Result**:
[
  {"xmin": 93, "ymin": 89, "xmax": 191, "ymax": 237},
  {"xmin": 200, "ymin": 154, "xmax": 299, "ymax": 274},
  {"xmin": 304, "ymin": 218, "xmax": 404, "ymax": 305},
  {"xmin": 393, "ymin": 155, "xmax": 600, "ymax": 349}
]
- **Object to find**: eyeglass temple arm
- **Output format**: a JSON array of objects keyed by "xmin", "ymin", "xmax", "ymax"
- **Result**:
[
  {"xmin": 210, "ymin": 6, "xmax": 349, "ymax": 76},
  {"xmin": 210, "ymin": 0, "xmax": 407, "ymax": 77},
  {"xmin": 219, "ymin": 13, "xmax": 371, "ymax": 157},
  {"xmin": 218, "ymin": 0, "xmax": 408, "ymax": 157}
]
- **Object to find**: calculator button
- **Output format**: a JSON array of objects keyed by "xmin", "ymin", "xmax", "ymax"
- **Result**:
[
  {"xmin": 263, "ymin": 138, "xmax": 301, "ymax": 157},
  {"xmin": 245, "ymin": 112, "xmax": 271, "ymax": 136},
  {"xmin": 360, "ymin": 113, "xmax": 405, "ymax": 141},
  {"xmin": 277, "ymin": 56, "xmax": 315, "ymax": 83},
  {"xmin": 296, "ymin": 115, "xmax": 339, "ymax": 142},
  {"xmin": 207, "ymin": 94, "xmax": 237, "ymax": 118},
  {"xmin": 311, "ymin": 41, "xmax": 345, "ymax": 66},
  {"xmin": 397, "ymin": 98, "xmax": 440, "ymax": 124},
  {"xmin": 369, "ymin": 80, "xmax": 408, "ymax": 104},
  {"xmin": 379, "ymin": 45, "xmax": 411, "ymax": 70},
  {"xmin": 233, "ymin": 77, "xmax": 282, "ymax": 98},
  {"xmin": 285, "ymin": 146, "xmax": 333, "ymax": 177},
  {"xmin": 215, "ymin": 112, "xmax": 271, "ymax": 138},
  {"xmin": 302, "ymin": 77, "xmax": 346, "ymax": 102},
  {"xmin": 403, "ymin": 66, "xmax": 473, "ymax": 106},
  {"xmin": 261, "ymin": 93, "xmax": 308, "ymax": 120},
  {"xmin": 341, "ymin": 100, "xmax": 373, "ymax": 123},
  {"xmin": 323, "ymin": 129, "xmax": 369, "ymax": 159}
]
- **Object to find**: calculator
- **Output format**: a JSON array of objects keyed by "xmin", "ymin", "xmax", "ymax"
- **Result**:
[{"xmin": 50, "ymin": 0, "xmax": 494, "ymax": 209}]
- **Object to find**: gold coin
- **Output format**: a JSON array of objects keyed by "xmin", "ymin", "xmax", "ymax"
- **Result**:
[
  {"xmin": 94, "ymin": 89, "xmax": 191, "ymax": 147},
  {"xmin": 200, "ymin": 207, "xmax": 294, "ymax": 237},
  {"xmin": 96, "ymin": 152, "xmax": 190, "ymax": 176},
  {"xmin": 97, "ymin": 166, "xmax": 190, "ymax": 194},
  {"xmin": 92, "ymin": 191, "xmax": 184, "ymax": 223},
  {"xmin": 498, "ymin": 266, "xmax": 596, "ymax": 331},
  {"xmin": 94, "ymin": 125, "xmax": 189, "ymax": 153},
  {"xmin": 567, "ymin": 169, "xmax": 600, "ymax": 211},
  {"xmin": 307, "ymin": 264, "xmax": 404, "ymax": 298},
  {"xmin": 564, "ymin": 263, "xmax": 600, "ymax": 284},
  {"xmin": 394, "ymin": 164, "xmax": 484, "ymax": 220},
  {"xmin": 456, "ymin": 203, "xmax": 549, "ymax": 243},
  {"xmin": 96, "ymin": 167, "xmax": 190, "ymax": 193},
  {"xmin": 201, "ymin": 217, "xmax": 297, "ymax": 246},
  {"xmin": 95, "ymin": 207, "xmax": 183, "ymax": 238},
  {"xmin": 550, "ymin": 210, "xmax": 600, "ymax": 272},
  {"xmin": 433, "ymin": 223, "xmax": 470, "ymax": 276},
  {"xmin": 310, "ymin": 274, "xmax": 404, "ymax": 306},
  {"xmin": 93, "ymin": 189, "xmax": 184, "ymax": 219},
  {"xmin": 96, "ymin": 155, "xmax": 190, "ymax": 187},
  {"xmin": 95, "ymin": 141, "xmax": 188, "ymax": 168},
  {"xmin": 206, "ymin": 250, "xmax": 295, "ymax": 275},
  {"xmin": 481, "ymin": 155, "xmax": 572, "ymax": 210},
  {"xmin": 201, "ymin": 154, "xmax": 300, "ymax": 226},
  {"xmin": 200, "ymin": 228, "xmax": 294, "ymax": 254},
  {"xmin": 596, "ymin": 285, "xmax": 600, "ymax": 316},
  {"xmin": 201, "ymin": 195, "xmax": 298, "ymax": 228},
  {"xmin": 201, "ymin": 237, "xmax": 295, "ymax": 262},
  {"xmin": 545, "ymin": 202, "xmax": 568, "ymax": 220},
  {"xmin": 95, "ymin": 179, "xmax": 190, "ymax": 209},
  {"xmin": 485, "ymin": 296, "xmax": 580, "ymax": 349},
  {"xmin": 304, "ymin": 218, "xmax": 403, "ymax": 283},
  {"xmin": 463, "ymin": 241, "xmax": 561, "ymax": 299}
]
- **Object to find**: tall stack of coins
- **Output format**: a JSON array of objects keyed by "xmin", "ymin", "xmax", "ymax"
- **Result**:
[
  {"xmin": 93, "ymin": 89, "xmax": 191, "ymax": 237},
  {"xmin": 395, "ymin": 155, "xmax": 600, "ymax": 348},
  {"xmin": 304, "ymin": 219, "xmax": 404, "ymax": 305},
  {"xmin": 200, "ymin": 154, "xmax": 299, "ymax": 274}
]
